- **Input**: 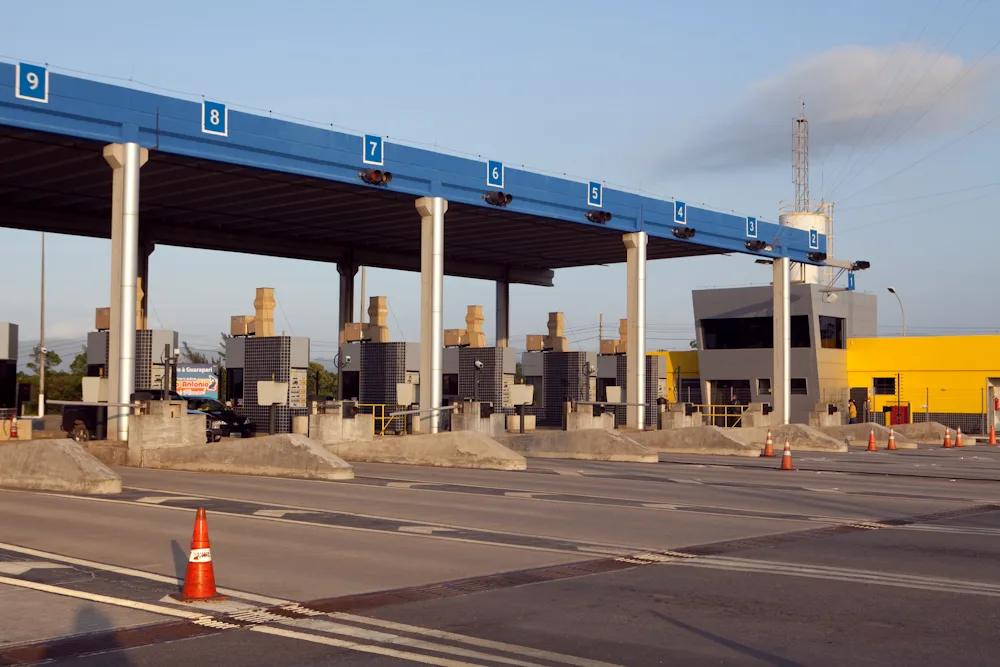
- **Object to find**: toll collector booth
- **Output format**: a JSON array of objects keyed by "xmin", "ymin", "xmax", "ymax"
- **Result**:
[{"xmin": 0, "ymin": 61, "xmax": 830, "ymax": 442}]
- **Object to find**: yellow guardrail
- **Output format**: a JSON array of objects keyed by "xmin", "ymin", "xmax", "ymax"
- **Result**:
[
  {"xmin": 691, "ymin": 403, "xmax": 745, "ymax": 427},
  {"xmin": 356, "ymin": 404, "xmax": 401, "ymax": 436}
]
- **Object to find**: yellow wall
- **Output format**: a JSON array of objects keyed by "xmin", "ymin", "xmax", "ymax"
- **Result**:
[
  {"xmin": 846, "ymin": 335, "xmax": 1000, "ymax": 414},
  {"xmin": 649, "ymin": 350, "xmax": 699, "ymax": 403}
]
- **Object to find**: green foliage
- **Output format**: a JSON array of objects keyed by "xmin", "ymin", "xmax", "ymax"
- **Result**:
[
  {"xmin": 308, "ymin": 362, "xmax": 338, "ymax": 398},
  {"xmin": 17, "ymin": 345, "xmax": 87, "ymax": 414}
]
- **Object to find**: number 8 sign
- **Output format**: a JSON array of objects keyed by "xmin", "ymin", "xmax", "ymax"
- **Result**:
[{"xmin": 201, "ymin": 101, "xmax": 228, "ymax": 137}]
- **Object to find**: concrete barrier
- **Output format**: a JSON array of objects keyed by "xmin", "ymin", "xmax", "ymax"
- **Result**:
[
  {"xmin": 820, "ymin": 423, "xmax": 919, "ymax": 449},
  {"xmin": 86, "ymin": 442, "xmax": 129, "ymax": 467},
  {"xmin": 310, "ymin": 413, "xmax": 375, "ymax": 443},
  {"xmin": 632, "ymin": 426, "xmax": 761, "ymax": 457},
  {"xmin": 0, "ymin": 439, "xmax": 121, "ymax": 494},
  {"xmin": 325, "ymin": 432, "xmax": 526, "ymax": 470},
  {"xmin": 497, "ymin": 429, "xmax": 658, "ymax": 463},
  {"xmin": 729, "ymin": 424, "xmax": 849, "ymax": 452},
  {"xmin": 137, "ymin": 434, "xmax": 355, "ymax": 480},
  {"xmin": 894, "ymin": 421, "xmax": 978, "ymax": 444}
]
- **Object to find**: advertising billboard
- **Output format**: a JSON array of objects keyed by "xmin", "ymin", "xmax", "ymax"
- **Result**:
[{"xmin": 175, "ymin": 364, "xmax": 220, "ymax": 400}]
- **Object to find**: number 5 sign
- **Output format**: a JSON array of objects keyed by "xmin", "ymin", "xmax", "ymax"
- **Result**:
[
  {"xmin": 15, "ymin": 63, "xmax": 48, "ymax": 103},
  {"xmin": 201, "ymin": 101, "xmax": 228, "ymax": 137}
]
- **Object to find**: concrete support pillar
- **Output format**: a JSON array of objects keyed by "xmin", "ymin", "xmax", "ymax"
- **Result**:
[
  {"xmin": 773, "ymin": 257, "xmax": 791, "ymax": 425},
  {"xmin": 495, "ymin": 279, "xmax": 509, "ymax": 348},
  {"xmin": 416, "ymin": 196, "xmax": 447, "ymax": 433},
  {"xmin": 336, "ymin": 261, "xmax": 357, "ymax": 400},
  {"xmin": 624, "ymin": 232, "xmax": 647, "ymax": 430},
  {"xmin": 103, "ymin": 142, "xmax": 148, "ymax": 442}
]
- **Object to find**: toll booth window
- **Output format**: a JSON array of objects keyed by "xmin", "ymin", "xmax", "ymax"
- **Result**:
[
  {"xmin": 757, "ymin": 378, "xmax": 772, "ymax": 395},
  {"xmin": 791, "ymin": 378, "xmax": 808, "ymax": 395},
  {"xmin": 700, "ymin": 316, "xmax": 811, "ymax": 349},
  {"xmin": 873, "ymin": 377, "xmax": 896, "ymax": 395},
  {"xmin": 819, "ymin": 316, "xmax": 846, "ymax": 349}
]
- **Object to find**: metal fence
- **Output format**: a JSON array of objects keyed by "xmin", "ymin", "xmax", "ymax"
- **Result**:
[{"xmin": 828, "ymin": 385, "xmax": 996, "ymax": 435}]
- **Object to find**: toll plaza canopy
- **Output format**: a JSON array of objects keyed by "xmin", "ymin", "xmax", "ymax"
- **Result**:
[{"xmin": 0, "ymin": 61, "xmax": 826, "ymax": 288}]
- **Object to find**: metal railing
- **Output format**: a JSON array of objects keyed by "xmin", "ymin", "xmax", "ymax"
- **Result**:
[
  {"xmin": 355, "ymin": 404, "xmax": 401, "ymax": 436},
  {"xmin": 691, "ymin": 403, "xmax": 746, "ymax": 428},
  {"xmin": 386, "ymin": 405, "xmax": 459, "ymax": 436}
]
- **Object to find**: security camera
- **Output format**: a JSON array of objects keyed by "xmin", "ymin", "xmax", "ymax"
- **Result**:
[
  {"xmin": 474, "ymin": 359, "xmax": 484, "ymax": 370},
  {"xmin": 343, "ymin": 355, "xmax": 352, "ymax": 364}
]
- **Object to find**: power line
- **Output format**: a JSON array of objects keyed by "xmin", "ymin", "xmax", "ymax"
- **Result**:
[
  {"xmin": 837, "ymin": 180, "xmax": 1000, "ymax": 211},
  {"xmin": 839, "ymin": 105, "xmax": 1000, "ymax": 205},
  {"xmin": 834, "ymin": 8, "xmax": 999, "ymax": 199},
  {"xmin": 840, "ymin": 187, "xmax": 1000, "ymax": 233},
  {"xmin": 826, "ymin": 0, "xmax": 947, "ymax": 196}
]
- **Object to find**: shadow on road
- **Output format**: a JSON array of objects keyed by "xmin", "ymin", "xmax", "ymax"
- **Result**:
[
  {"xmin": 651, "ymin": 610, "xmax": 806, "ymax": 667},
  {"xmin": 171, "ymin": 539, "xmax": 188, "ymax": 592},
  {"xmin": 43, "ymin": 606, "xmax": 134, "ymax": 666}
]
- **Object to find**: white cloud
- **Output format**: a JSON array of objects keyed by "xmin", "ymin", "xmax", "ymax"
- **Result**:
[{"xmin": 660, "ymin": 44, "xmax": 1000, "ymax": 174}]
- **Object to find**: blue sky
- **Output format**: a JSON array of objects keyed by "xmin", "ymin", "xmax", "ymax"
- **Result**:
[{"xmin": 3, "ymin": 0, "xmax": 1000, "ymax": 366}]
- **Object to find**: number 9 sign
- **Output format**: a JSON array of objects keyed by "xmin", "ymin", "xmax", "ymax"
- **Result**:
[
  {"xmin": 15, "ymin": 63, "xmax": 48, "ymax": 103},
  {"xmin": 202, "ymin": 101, "xmax": 228, "ymax": 137}
]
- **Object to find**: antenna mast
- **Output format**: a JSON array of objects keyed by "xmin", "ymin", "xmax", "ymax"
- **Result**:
[{"xmin": 793, "ymin": 102, "xmax": 809, "ymax": 212}]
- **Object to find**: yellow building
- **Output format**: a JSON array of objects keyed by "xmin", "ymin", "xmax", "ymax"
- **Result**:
[
  {"xmin": 846, "ymin": 335, "xmax": 1000, "ymax": 426},
  {"xmin": 649, "ymin": 349, "xmax": 700, "ymax": 403}
]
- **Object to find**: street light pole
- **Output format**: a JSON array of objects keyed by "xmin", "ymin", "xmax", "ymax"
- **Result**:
[
  {"xmin": 38, "ymin": 233, "xmax": 46, "ymax": 417},
  {"xmin": 887, "ymin": 287, "xmax": 906, "ymax": 336}
]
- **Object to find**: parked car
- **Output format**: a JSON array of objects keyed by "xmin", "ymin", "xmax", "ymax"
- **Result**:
[
  {"xmin": 191, "ymin": 409, "xmax": 224, "ymax": 443},
  {"xmin": 185, "ymin": 397, "xmax": 256, "ymax": 439}
]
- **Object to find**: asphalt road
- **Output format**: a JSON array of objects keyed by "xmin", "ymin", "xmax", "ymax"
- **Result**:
[{"xmin": 2, "ymin": 443, "xmax": 1000, "ymax": 666}]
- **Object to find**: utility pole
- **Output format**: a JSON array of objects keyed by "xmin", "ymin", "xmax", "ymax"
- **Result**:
[
  {"xmin": 38, "ymin": 233, "xmax": 46, "ymax": 417},
  {"xmin": 598, "ymin": 314, "xmax": 603, "ymax": 345}
]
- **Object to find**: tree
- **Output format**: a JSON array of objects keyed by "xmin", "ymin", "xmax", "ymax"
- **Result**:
[
  {"xmin": 308, "ymin": 362, "xmax": 337, "ymax": 399},
  {"xmin": 69, "ymin": 346, "xmax": 88, "ymax": 377},
  {"xmin": 689, "ymin": 340, "xmax": 698, "ymax": 349},
  {"xmin": 181, "ymin": 341, "xmax": 210, "ymax": 364},
  {"xmin": 26, "ymin": 345, "xmax": 62, "ymax": 376},
  {"xmin": 515, "ymin": 362, "xmax": 524, "ymax": 383}
]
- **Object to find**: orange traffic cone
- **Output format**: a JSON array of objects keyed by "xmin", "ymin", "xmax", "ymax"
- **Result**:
[
  {"xmin": 761, "ymin": 428, "xmax": 775, "ymax": 457},
  {"xmin": 779, "ymin": 438, "xmax": 794, "ymax": 470},
  {"xmin": 943, "ymin": 428, "xmax": 953, "ymax": 449},
  {"xmin": 990, "ymin": 425, "xmax": 997, "ymax": 446},
  {"xmin": 887, "ymin": 427, "xmax": 897, "ymax": 451},
  {"xmin": 956, "ymin": 428, "xmax": 965, "ymax": 448},
  {"xmin": 867, "ymin": 428, "xmax": 877, "ymax": 452},
  {"xmin": 172, "ymin": 508, "xmax": 227, "ymax": 602}
]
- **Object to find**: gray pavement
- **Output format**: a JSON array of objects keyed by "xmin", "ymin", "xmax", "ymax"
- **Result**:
[{"xmin": 1, "ymin": 447, "xmax": 999, "ymax": 665}]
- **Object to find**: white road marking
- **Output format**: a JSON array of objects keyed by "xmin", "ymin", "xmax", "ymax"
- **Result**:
[
  {"xmin": 504, "ymin": 491, "xmax": 536, "ymax": 498},
  {"xmin": 253, "ymin": 509, "xmax": 319, "ymax": 518},
  {"xmin": 901, "ymin": 524, "xmax": 1000, "ymax": 538},
  {"xmin": 641, "ymin": 503, "xmax": 678, "ymax": 510},
  {"xmin": 672, "ymin": 478, "xmax": 704, "ymax": 485},
  {"xmin": 1, "ymin": 574, "xmax": 619, "ymax": 666},
  {"xmin": 135, "ymin": 496, "xmax": 204, "ymax": 505},
  {"xmin": 0, "ymin": 574, "xmax": 203, "ymax": 619},
  {"xmin": 387, "ymin": 482, "xmax": 419, "ymax": 488},
  {"xmin": 0, "ymin": 560, "xmax": 72, "ymax": 575},
  {"xmin": 283, "ymin": 617, "xmax": 549, "ymax": 666},
  {"xmin": 334, "ymin": 613, "xmax": 623, "ymax": 667},
  {"xmin": 250, "ymin": 625, "xmax": 505, "ymax": 667},
  {"xmin": 670, "ymin": 556, "xmax": 1000, "ymax": 597},
  {"xmin": 5, "ymin": 489, "xmax": 603, "ymax": 556},
  {"xmin": 398, "ymin": 526, "xmax": 457, "ymax": 535},
  {"xmin": 0, "ymin": 541, "xmax": 286, "ymax": 605}
]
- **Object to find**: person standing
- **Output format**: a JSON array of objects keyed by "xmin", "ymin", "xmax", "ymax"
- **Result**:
[{"xmin": 848, "ymin": 399, "xmax": 858, "ymax": 424}]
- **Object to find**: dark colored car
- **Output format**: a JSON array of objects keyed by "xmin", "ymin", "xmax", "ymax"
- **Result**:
[
  {"xmin": 189, "ymin": 409, "xmax": 223, "ymax": 443},
  {"xmin": 185, "ymin": 397, "xmax": 256, "ymax": 439}
]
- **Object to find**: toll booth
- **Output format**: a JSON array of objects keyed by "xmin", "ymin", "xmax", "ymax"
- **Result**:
[
  {"xmin": 0, "ymin": 323, "xmax": 17, "ymax": 418},
  {"xmin": 225, "ymin": 335, "xmax": 310, "ymax": 434},
  {"xmin": 86, "ymin": 329, "xmax": 179, "ymax": 391}
]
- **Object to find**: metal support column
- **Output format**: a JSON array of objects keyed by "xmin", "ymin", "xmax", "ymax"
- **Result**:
[
  {"xmin": 336, "ymin": 260, "xmax": 357, "ymax": 400},
  {"xmin": 495, "ymin": 279, "xmax": 509, "ymax": 348},
  {"xmin": 103, "ymin": 142, "xmax": 147, "ymax": 442},
  {"xmin": 624, "ymin": 232, "xmax": 647, "ymax": 430},
  {"xmin": 416, "ymin": 196, "xmax": 447, "ymax": 433},
  {"xmin": 773, "ymin": 257, "xmax": 791, "ymax": 425},
  {"xmin": 104, "ymin": 143, "xmax": 147, "ymax": 442}
]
